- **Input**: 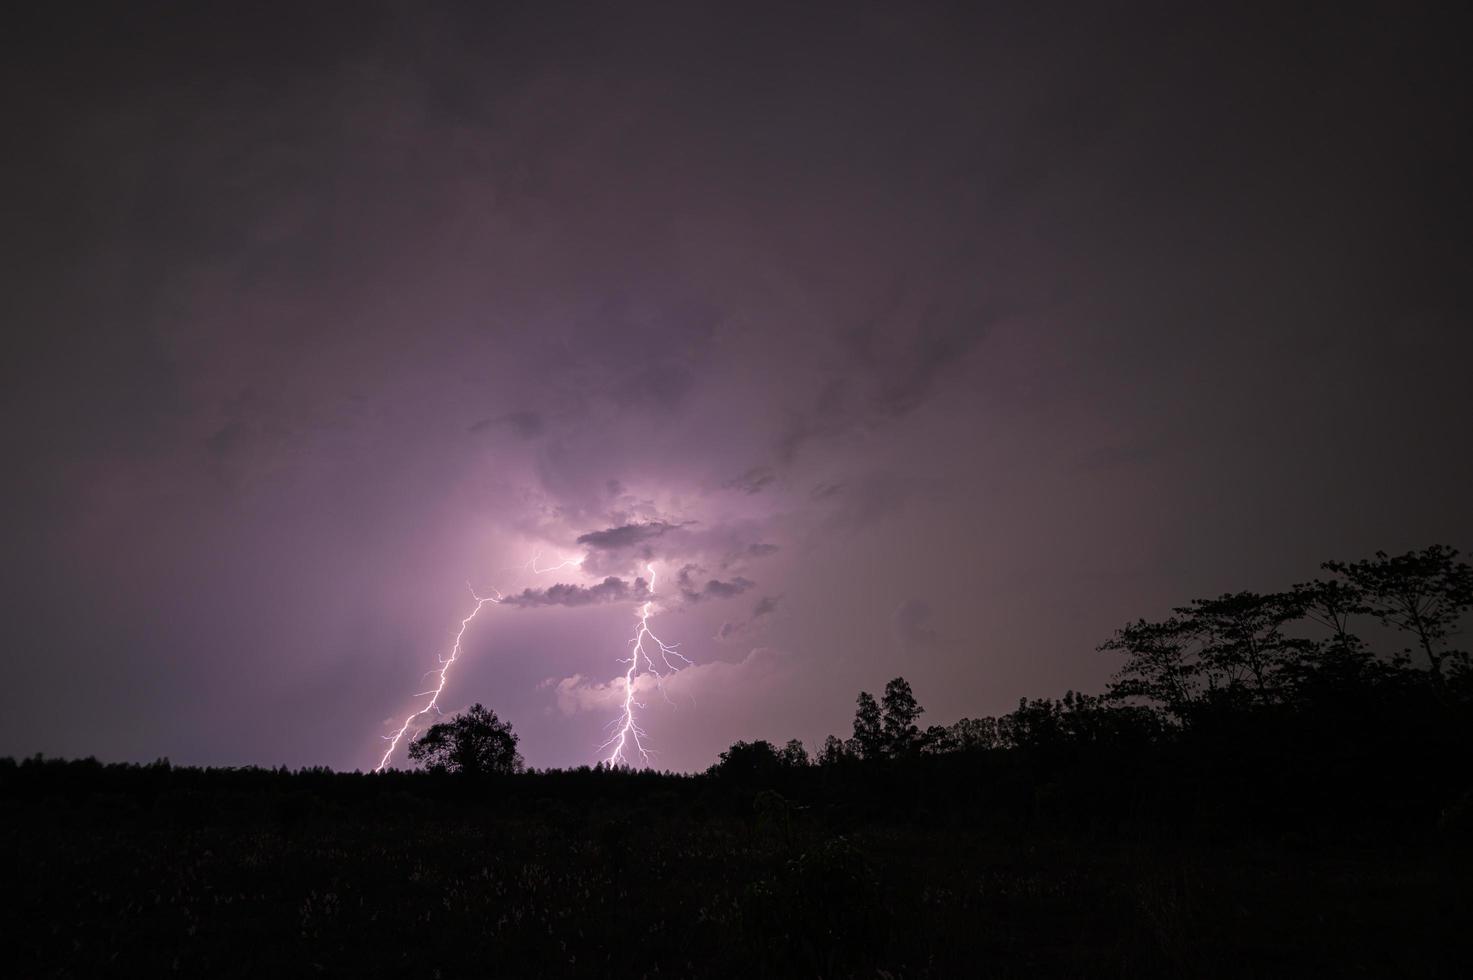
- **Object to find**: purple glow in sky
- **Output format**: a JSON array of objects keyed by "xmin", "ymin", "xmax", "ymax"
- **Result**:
[{"xmin": 3, "ymin": 2, "xmax": 1471, "ymax": 771}]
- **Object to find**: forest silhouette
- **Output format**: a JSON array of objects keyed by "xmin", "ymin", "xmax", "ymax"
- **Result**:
[{"xmin": 6, "ymin": 546, "xmax": 1471, "ymax": 977}]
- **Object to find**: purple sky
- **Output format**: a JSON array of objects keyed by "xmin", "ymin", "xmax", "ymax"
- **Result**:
[{"xmin": 4, "ymin": 2, "xmax": 1471, "ymax": 771}]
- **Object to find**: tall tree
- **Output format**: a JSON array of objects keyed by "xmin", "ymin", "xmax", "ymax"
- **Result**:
[
  {"xmin": 816, "ymin": 734, "xmax": 852, "ymax": 766},
  {"xmin": 1292, "ymin": 577, "xmax": 1367, "ymax": 661},
  {"xmin": 881, "ymin": 677, "xmax": 924, "ymax": 755},
  {"xmin": 407, "ymin": 703, "xmax": 524, "ymax": 776},
  {"xmin": 1325, "ymin": 546, "xmax": 1473, "ymax": 680},
  {"xmin": 712, "ymin": 740, "xmax": 783, "ymax": 781},
  {"xmin": 1100, "ymin": 616, "xmax": 1201, "ymax": 721},
  {"xmin": 780, "ymin": 738, "xmax": 810, "ymax": 768},
  {"xmin": 1173, "ymin": 591, "xmax": 1310, "ymax": 702},
  {"xmin": 851, "ymin": 691, "xmax": 885, "ymax": 760},
  {"xmin": 919, "ymin": 724, "xmax": 957, "ymax": 755},
  {"xmin": 949, "ymin": 716, "xmax": 1000, "ymax": 752},
  {"xmin": 998, "ymin": 697, "xmax": 1064, "ymax": 749},
  {"xmin": 1290, "ymin": 577, "xmax": 1382, "ymax": 687}
]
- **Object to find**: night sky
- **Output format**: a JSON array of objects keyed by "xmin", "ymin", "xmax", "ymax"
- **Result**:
[{"xmin": 4, "ymin": 2, "xmax": 1471, "ymax": 772}]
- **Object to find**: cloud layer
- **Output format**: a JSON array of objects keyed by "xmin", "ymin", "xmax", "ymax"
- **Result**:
[
  {"xmin": 498, "ymin": 577, "xmax": 652, "ymax": 608},
  {"xmin": 2, "ymin": 3, "xmax": 1471, "ymax": 772}
]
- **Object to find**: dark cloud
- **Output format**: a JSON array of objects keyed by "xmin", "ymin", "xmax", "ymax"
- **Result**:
[
  {"xmin": 3, "ymin": 2, "xmax": 1472, "ymax": 773},
  {"xmin": 573, "ymin": 521, "xmax": 687, "ymax": 575},
  {"xmin": 743, "ymin": 543, "xmax": 780, "ymax": 559},
  {"xmin": 773, "ymin": 294, "xmax": 994, "ymax": 464},
  {"xmin": 862, "ymin": 318, "xmax": 991, "ymax": 420},
  {"xmin": 576, "ymin": 522, "xmax": 680, "ymax": 552},
  {"xmin": 725, "ymin": 466, "xmax": 776, "ymax": 495},
  {"xmin": 499, "ymin": 576, "xmax": 651, "ymax": 608},
  {"xmin": 572, "ymin": 519, "xmax": 779, "ymax": 577},
  {"xmin": 776, "ymin": 380, "xmax": 851, "ymax": 465},
  {"xmin": 677, "ymin": 564, "xmax": 755, "ymax": 604},
  {"xmin": 714, "ymin": 541, "xmax": 782, "ymax": 573},
  {"xmin": 701, "ymin": 578, "xmax": 754, "ymax": 600},
  {"xmin": 841, "ymin": 286, "xmax": 996, "ymax": 421},
  {"xmin": 716, "ymin": 595, "xmax": 782, "ymax": 643}
]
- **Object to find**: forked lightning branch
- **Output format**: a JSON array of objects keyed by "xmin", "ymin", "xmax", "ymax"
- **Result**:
[{"xmin": 373, "ymin": 556, "xmax": 690, "ymax": 771}]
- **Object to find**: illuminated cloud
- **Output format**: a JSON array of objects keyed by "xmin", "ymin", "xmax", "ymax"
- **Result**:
[
  {"xmin": 498, "ymin": 576, "xmax": 652, "ymax": 608},
  {"xmin": 6, "ymin": 2, "xmax": 1468, "ymax": 775}
]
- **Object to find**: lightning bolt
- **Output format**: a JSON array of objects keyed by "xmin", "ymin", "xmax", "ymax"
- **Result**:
[
  {"xmin": 511, "ymin": 550, "xmax": 584, "ymax": 575},
  {"xmin": 373, "ymin": 553, "xmax": 694, "ymax": 771},
  {"xmin": 374, "ymin": 584, "xmax": 501, "ymax": 772},
  {"xmin": 601, "ymin": 563, "xmax": 693, "ymax": 767}
]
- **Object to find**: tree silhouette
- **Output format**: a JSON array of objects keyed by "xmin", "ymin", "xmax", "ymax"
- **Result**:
[
  {"xmin": 949, "ymin": 716, "xmax": 999, "ymax": 751},
  {"xmin": 780, "ymin": 738, "xmax": 810, "ymax": 768},
  {"xmin": 920, "ymin": 724, "xmax": 956, "ymax": 754},
  {"xmin": 850, "ymin": 691, "xmax": 885, "ymax": 760},
  {"xmin": 407, "ymin": 703, "xmax": 524, "ymax": 775},
  {"xmin": 1289, "ymin": 576, "xmax": 1383, "ymax": 688},
  {"xmin": 1100, "ymin": 616, "xmax": 1201, "ymax": 721},
  {"xmin": 816, "ymin": 734, "xmax": 852, "ymax": 766},
  {"xmin": 1174, "ymin": 590, "xmax": 1309, "ymax": 703},
  {"xmin": 1100, "ymin": 545, "xmax": 1472, "ymax": 717},
  {"xmin": 712, "ymin": 739, "xmax": 783, "ymax": 781},
  {"xmin": 881, "ymin": 677, "xmax": 924, "ymax": 755},
  {"xmin": 998, "ymin": 696, "xmax": 1064, "ymax": 749},
  {"xmin": 1324, "ymin": 546, "xmax": 1472, "ymax": 680},
  {"xmin": 1292, "ymin": 577, "xmax": 1368, "ymax": 662}
]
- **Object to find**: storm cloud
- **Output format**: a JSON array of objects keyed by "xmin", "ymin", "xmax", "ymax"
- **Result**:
[
  {"xmin": 497, "ymin": 577, "xmax": 651, "ymax": 608},
  {"xmin": 676, "ymin": 565, "xmax": 756, "ymax": 604},
  {"xmin": 2, "ymin": 2, "xmax": 1470, "ymax": 773},
  {"xmin": 716, "ymin": 596, "xmax": 781, "ymax": 643}
]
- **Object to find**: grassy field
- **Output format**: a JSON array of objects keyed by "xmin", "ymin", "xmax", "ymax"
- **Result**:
[{"xmin": 6, "ymin": 760, "xmax": 1469, "ymax": 978}]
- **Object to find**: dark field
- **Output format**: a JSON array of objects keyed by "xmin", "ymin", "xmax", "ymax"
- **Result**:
[{"xmin": 7, "ymin": 747, "xmax": 1470, "ymax": 979}]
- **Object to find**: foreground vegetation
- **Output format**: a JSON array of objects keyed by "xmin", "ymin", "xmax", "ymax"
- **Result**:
[
  {"xmin": 6, "ymin": 546, "xmax": 1471, "ymax": 977},
  {"xmin": 7, "ymin": 746, "xmax": 1469, "ymax": 978}
]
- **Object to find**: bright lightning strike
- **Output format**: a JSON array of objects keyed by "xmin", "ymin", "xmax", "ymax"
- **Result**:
[
  {"xmin": 530, "ymin": 552, "xmax": 584, "ymax": 574},
  {"xmin": 508, "ymin": 550, "xmax": 584, "ymax": 575},
  {"xmin": 373, "ymin": 553, "xmax": 694, "ymax": 772},
  {"xmin": 374, "ymin": 584, "xmax": 501, "ymax": 772},
  {"xmin": 601, "ymin": 563, "xmax": 693, "ymax": 767}
]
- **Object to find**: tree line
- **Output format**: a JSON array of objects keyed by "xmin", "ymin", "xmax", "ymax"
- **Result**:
[
  {"xmin": 712, "ymin": 544, "xmax": 1471, "ymax": 776},
  {"xmin": 323, "ymin": 544, "xmax": 1472, "ymax": 780}
]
